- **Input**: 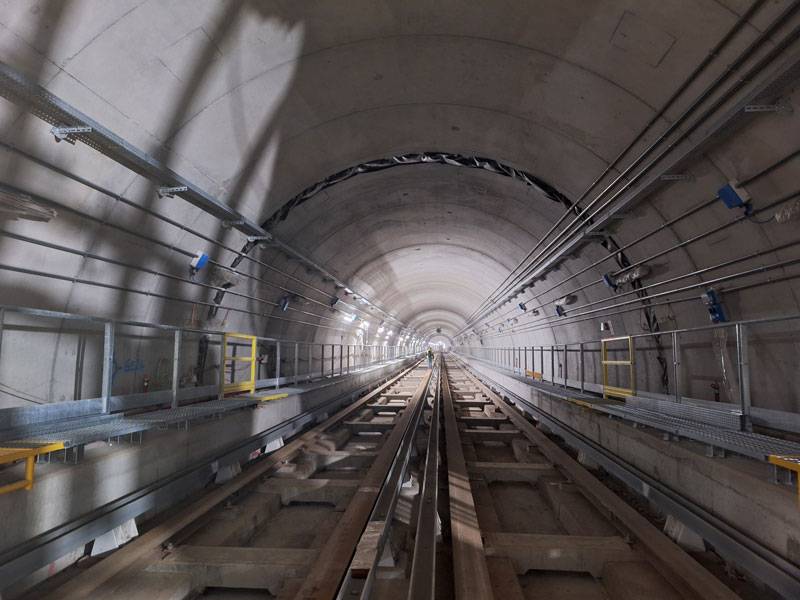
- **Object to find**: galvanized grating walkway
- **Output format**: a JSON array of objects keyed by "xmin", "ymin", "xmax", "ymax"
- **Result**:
[{"xmin": 2, "ymin": 398, "xmax": 259, "ymax": 448}]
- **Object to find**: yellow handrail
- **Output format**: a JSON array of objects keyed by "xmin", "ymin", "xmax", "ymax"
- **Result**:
[
  {"xmin": 601, "ymin": 336, "xmax": 635, "ymax": 400},
  {"xmin": 768, "ymin": 454, "xmax": 800, "ymax": 505},
  {"xmin": 220, "ymin": 332, "xmax": 257, "ymax": 398},
  {"xmin": 0, "ymin": 442, "xmax": 65, "ymax": 495}
]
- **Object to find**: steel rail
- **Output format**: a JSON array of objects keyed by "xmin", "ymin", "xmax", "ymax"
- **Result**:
[
  {"xmin": 293, "ymin": 367, "xmax": 433, "ymax": 600},
  {"xmin": 407, "ymin": 359, "xmax": 441, "ymax": 600},
  {"xmin": 0, "ymin": 363, "xmax": 411, "ymax": 589},
  {"xmin": 337, "ymin": 362, "xmax": 436, "ymax": 599},
  {"xmin": 455, "ymin": 357, "xmax": 800, "ymax": 598},
  {"xmin": 459, "ymin": 4, "xmax": 800, "ymax": 334},
  {"xmin": 35, "ymin": 360, "xmax": 424, "ymax": 600}
]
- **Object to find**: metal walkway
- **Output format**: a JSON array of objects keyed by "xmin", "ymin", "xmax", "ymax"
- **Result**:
[{"xmin": 0, "ymin": 398, "xmax": 259, "ymax": 450}]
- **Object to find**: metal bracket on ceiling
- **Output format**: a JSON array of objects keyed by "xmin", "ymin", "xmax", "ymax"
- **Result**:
[
  {"xmin": 659, "ymin": 173, "xmax": 694, "ymax": 182},
  {"xmin": 246, "ymin": 234, "xmax": 273, "ymax": 249},
  {"xmin": 157, "ymin": 186, "xmax": 188, "ymax": 198},
  {"xmin": 744, "ymin": 103, "xmax": 792, "ymax": 114},
  {"xmin": 50, "ymin": 126, "xmax": 92, "ymax": 144},
  {"xmin": 222, "ymin": 219, "xmax": 246, "ymax": 229}
]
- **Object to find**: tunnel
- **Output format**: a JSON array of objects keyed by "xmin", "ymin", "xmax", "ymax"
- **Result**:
[{"xmin": 1, "ymin": 1, "xmax": 800, "ymax": 599}]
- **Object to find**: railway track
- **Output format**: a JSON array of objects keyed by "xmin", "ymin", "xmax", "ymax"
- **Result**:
[
  {"xmin": 440, "ymin": 355, "xmax": 739, "ymax": 600},
  {"xmin": 30, "ymin": 355, "xmax": 745, "ymax": 599}
]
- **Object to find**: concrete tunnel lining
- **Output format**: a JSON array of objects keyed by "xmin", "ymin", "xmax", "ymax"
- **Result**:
[{"xmin": 2, "ymin": 1, "xmax": 800, "ymax": 597}]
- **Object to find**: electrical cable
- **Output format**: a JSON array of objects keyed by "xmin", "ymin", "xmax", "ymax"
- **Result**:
[{"xmin": 459, "ymin": 3, "xmax": 800, "ymax": 334}]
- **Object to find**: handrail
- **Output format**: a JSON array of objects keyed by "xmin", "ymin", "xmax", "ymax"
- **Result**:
[
  {"xmin": 0, "ymin": 304, "xmax": 423, "ymax": 416},
  {"xmin": 456, "ymin": 310, "xmax": 800, "ymax": 433}
]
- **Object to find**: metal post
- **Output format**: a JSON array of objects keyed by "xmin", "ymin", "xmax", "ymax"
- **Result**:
[
  {"xmin": 330, "ymin": 344, "xmax": 335, "ymax": 375},
  {"xmin": 550, "ymin": 345, "xmax": 555, "ymax": 384},
  {"xmin": 672, "ymin": 331, "xmax": 681, "ymax": 403},
  {"xmin": 347, "ymin": 344, "xmax": 351, "ymax": 373},
  {"xmin": 540, "ymin": 346, "xmax": 544, "ymax": 379},
  {"xmin": 0, "ymin": 308, "xmax": 5, "ymax": 364},
  {"xmin": 171, "ymin": 330, "xmax": 182, "ymax": 409},
  {"xmin": 524, "ymin": 346, "xmax": 528, "ymax": 375},
  {"xmin": 275, "ymin": 341, "xmax": 281, "ymax": 390},
  {"xmin": 101, "ymin": 322, "xmax": 115, "ymax": 414},
  {"xmin": 294, "ymin": 342, "xmax": 299, "ymax": 386},
  {"xmin": 736, "ymin": 324, "xmax": 752, "ymax": 431},
  {"xmin": 563, "ymin": 344, "xmax": 568, "ymax": 388},
  {"xmin": 339, "ymin": 344, "xmax": 343, "ymax": 375},
  {"xmin": 579, "ymin": 343, "xmax": 585, "ymax": 393},
  {"xmin": 321, "ymin": 344, "xmax": 325, "ymax": 378},
  {"xmin": 307, "ymin": 343, "xmax": 313, "ymax": 382}
]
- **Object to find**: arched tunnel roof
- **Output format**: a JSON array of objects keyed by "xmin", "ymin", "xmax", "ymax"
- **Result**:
[{"xmin": 1, "ymin": 0, "xmax": 800, "ymax": 352}]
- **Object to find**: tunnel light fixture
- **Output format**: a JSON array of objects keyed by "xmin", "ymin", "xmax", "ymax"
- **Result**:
[
  {"xmin": 50, "ymin": 125, "xmax": 92, "ymax": 143},
  {"xmin": 157, "ymin": 185, "xmax": 189, "ymax": 198}
]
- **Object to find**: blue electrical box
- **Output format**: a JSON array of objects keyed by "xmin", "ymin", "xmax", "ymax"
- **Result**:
[
  {"xmin": 718, "ymin": 181, "xmax": 751, "ymax": 210},
  {"xmin": 701, "ymin": 288, "xmax": 727, "ymax": 323}
]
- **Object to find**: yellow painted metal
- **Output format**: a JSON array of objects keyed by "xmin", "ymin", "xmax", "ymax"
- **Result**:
[
  {"xmin": 768, "ymin": 454, "xmax": 800, "ymax": 505},
  {"xmin": 601, "ymin": 336, "xmax": 636, "ymax": 400},
  {"xmin": 0, "ymin": 442, "xmax": 65, "ymax": 494},
  {"xmin": 220, "ymin": 332, "xmax": 257, "ymax": 398},
  {"xmin": 525, "ymin": 369, "xmax": 543, "ymax": 381},
  {"xmin": 253, "ymin": 392, "xmax": 289, "ymax": 402}
]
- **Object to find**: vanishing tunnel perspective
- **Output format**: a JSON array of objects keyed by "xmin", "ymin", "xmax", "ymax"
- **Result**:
[{"xmin": 1, "ymin": 1, "xmax": 800, "ymax": 599}]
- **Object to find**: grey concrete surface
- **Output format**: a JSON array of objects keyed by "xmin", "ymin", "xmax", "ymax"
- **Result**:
[
  {"xmin": 1, "ymin": 1, "xmax": 800, "ymax": 590},
  {"xmin": 1, "ymin": 1, "xmax": 799, "ymax": 413},
  {"xmin": 0, "ymin": 357, "xmax": 413, "ymax": 555},
  {"xmin": 461, "ymin": 356, "xmax": 800, "ymax": 567}
]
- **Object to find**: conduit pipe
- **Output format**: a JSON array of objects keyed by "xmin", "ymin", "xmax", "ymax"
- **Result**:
[
  {"xmin": 472, "ymin": 0, "xmax": 767, "ymax": 319},
  {"xmin": 0, "ymin": 263, "xmax": 351, "ymax": 333},
  {"xmin": 0, "ymin": 143, "xmax": 378, "ymax": 324},
  {"xmin": 461, "ymin": 3, "xmax": 800, "ymax": 332},
  {"xmin": 483, "ymin": 178, "xmax": 800, "ymax": 330}
]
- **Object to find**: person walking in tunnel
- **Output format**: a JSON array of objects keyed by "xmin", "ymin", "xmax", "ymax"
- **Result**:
[{"xmin": 426, "ymin": 346, "xmax": 434, "ymax": 369}]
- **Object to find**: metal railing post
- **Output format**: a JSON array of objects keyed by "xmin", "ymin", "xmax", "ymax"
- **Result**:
[
  {"xmin": 294, "ymin": 342, "xmax": 299, "ymax": 385},
  {"xmin": 275, "ymin": 341, "xmax": 281, "ymax": 390},
  {"xmin": 330, "ymin": 344, "xmax": 335, "ymax": 375},
  {"xmin": 321, "ymin": 344, "xmax": 325, "ymax": 378},
  {"xmin": 307, "ymin": 344, "xmax": 313, "ymax": 382},
  {"xmin": 736, "ymin": 324, "xmax": 752, "ymax": 431},
  {"xmin": 347, "ymin": 344, "xmax": 351, "ymax": 373},
  {"xmin": 524, "ymin": 346, "xmax": 528, "ymax": 375},
  {"xmin": 171, "ymin": 329, "xmax": 182, "ymax": 409},
  {"xmin": 540, "ymin": 346, "xmax": 544, "ymax": 379},
  {"xmin": 0, "ymin": 307, "xmax": 5, "ymax": 363},
  {"xmin": 550, "ymin": 346, "xmax": 555, "ymax": 384},
  {"xmin": 672, "ymin": 331, "xmax": 681, "ymax": 403},
  {"xmin": 101, "ymin": 322, "xmax": 115, "ymax": 413},
  {"xmin": 579, "ymin": 343, "xmax": 585, "ymax": 393},
  {"xmin": 339, "ymin": 344, "xmax": 343, "ymax": 375},
  {"xmin": 563, "ymin": 344, "xmax": 568, "ymax": 388}
]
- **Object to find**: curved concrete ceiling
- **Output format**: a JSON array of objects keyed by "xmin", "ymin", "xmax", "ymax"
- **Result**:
[{"xmin": 1, "ymin": 0, "xmax": 800, "ymax": 360}]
